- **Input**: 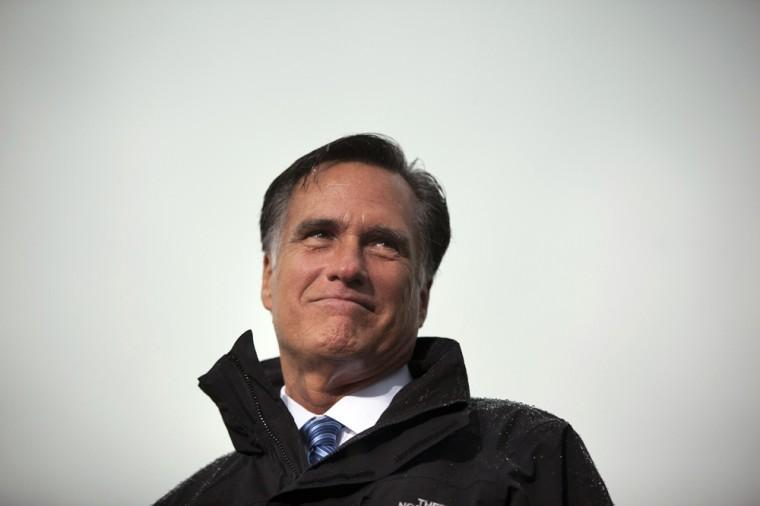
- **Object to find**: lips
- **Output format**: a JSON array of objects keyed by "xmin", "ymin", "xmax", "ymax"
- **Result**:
[{"xmin": 312, "ymin": 294, "xmax": 375, "ymax": 312}]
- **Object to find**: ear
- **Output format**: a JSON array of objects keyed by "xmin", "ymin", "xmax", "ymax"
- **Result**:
[
  {"xmin": 261, "ymin": 254, "xmax": 274, "ymax": 311},
  {"xmin": 416, "ymin": 280, "xmax": 432, "ymax": 328}
]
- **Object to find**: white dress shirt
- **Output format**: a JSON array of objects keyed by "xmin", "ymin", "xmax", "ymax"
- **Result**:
[{"xmin": 280, "ymin": 365, "xmax": 413, "ymax": 446}]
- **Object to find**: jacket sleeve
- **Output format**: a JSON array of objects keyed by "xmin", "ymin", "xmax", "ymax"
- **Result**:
[
  {"xmin": 510, "ymin": 420, "xmax": 612, "ymax": 505},
  {"xmin": 153, "ymin": 452, "xmax": 238, "ymax": 506},
  {"xmin": 561, "ymin": 424, "xmax": 612, "ymax": 505}
]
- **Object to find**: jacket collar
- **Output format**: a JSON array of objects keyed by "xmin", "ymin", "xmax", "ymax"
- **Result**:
[{"xmin": 198, "ymin": 331, "xmax": 472, "ymax": 486}]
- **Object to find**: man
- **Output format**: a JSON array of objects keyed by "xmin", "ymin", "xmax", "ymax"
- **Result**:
[{"xmin": 157, "ymin": 134, "xmax": 612, "ymax": 505}]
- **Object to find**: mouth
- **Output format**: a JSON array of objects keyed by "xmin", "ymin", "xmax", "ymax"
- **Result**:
[{"xmin": 313, "ymin": 295, "xmax": 375, "ymax": 312}]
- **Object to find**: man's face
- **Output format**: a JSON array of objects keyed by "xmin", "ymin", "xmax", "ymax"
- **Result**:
[{"xmin": 261, "ymin": 162, "xmax": 429, "ymax": 381}]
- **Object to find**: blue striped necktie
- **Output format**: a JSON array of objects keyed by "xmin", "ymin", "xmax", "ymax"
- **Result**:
[{"xmin": 301, "ymin": 416, "xmax": 343, "ymax": 465}]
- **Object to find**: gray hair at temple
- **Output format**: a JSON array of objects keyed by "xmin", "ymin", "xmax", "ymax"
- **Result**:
[{"xmin": 259, "ymin": 133, "xmax": 451, "ymax": 285}]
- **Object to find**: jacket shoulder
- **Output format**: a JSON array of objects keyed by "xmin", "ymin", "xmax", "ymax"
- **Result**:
[
  {"xmin": 468, "ymin": 398, "xmax": 612, "ymax": 504},
  {"xmin": 154, "ymin": 452, "xmax": 240, "ymax": 506},
  {"xmin": 469, "ymin": 397, "xmax": 567, "ymax": 429}
]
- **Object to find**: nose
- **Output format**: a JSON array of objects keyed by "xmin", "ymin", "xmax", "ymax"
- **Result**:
[{"xmin": 325, "ymin": 239, "xmax": 367, "ymax": 287}]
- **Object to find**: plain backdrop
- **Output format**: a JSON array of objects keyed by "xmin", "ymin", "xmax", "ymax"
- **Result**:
[{"xmin": 2, "ymin": 2, "xmax": 759, "ymax": 505}]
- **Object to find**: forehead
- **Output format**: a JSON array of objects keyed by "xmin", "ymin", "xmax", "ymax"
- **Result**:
[{"xmin": 284, "ymin": 162, "xmax": 418, "ymax": 230}]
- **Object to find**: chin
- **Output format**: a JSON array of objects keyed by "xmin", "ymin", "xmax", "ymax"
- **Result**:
[{"xmin": 312, "ymin": 323, "xmax": 365, "ymax": 357}]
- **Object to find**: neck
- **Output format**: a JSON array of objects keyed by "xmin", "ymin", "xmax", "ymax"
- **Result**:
[{"xmin": 279, "ymin": 354, "xmax": 407, "ymax": 414}]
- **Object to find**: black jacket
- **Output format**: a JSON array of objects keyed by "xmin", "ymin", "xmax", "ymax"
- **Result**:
[{"xmin": 157, "ymin": 332, "xmax": 612, "ymax": 505}]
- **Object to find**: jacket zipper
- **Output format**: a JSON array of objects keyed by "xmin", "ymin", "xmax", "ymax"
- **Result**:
[{"xmin": 228, "ymin": 354, "xmax": 299, "ymax": 476}]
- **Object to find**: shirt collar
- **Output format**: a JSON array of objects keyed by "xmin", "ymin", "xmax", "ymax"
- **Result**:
[{"xmin": 280, "ymin": 365, "xmax": 412, "ymax": 435}]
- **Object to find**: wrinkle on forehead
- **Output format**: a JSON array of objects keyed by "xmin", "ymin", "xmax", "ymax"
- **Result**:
[
  {"xmin": 298, "ymin": 170, "xmax": 412, "ymax": 216},
  {"xmin": 336, "ymin": 210, "xmax": 390, "ymax": 228}
]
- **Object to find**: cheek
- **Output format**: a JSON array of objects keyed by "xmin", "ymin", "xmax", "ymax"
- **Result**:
[
  {"xmin": 376, "ymin": 265, "xmax": 418, "ymax": 307},
  {"xmin": 271, "ymin": 258, "xmax": 317, "ymax": 305}
]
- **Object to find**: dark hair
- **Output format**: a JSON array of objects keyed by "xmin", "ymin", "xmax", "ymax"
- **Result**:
[{"xmin": 259, "ymin": 133, "xmax": 451, "ymax": 284}]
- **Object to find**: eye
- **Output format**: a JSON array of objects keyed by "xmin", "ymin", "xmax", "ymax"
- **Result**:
[
  {"xmin": 302, "ymin": 229, "xmax": 334, "ymax": 244},
  {"xmin": 366, "ymin": 238, "xmax": 403, "ymax": 259},
  {"xmin": 370, "ymin": 239, "xmax": 399, "ymax": 251},
  {"xmin": 363, "ymin": 229, "xmax": 410, "ymax": 258}
]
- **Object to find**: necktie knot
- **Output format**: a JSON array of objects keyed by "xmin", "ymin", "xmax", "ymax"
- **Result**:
[{"xmin": 301, "ymin": 416, "xmax": 343, "ymax": 465}]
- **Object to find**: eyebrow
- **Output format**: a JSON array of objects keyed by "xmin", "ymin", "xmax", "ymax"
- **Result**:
[{"xmin": 293, "ymin": 218, "xmax": 340, "ymax": 239}]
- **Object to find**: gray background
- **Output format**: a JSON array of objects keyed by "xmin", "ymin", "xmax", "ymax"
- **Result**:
[{"xmin": 2, "ymin": 1, "xmax": 759, "ymax": 505}]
